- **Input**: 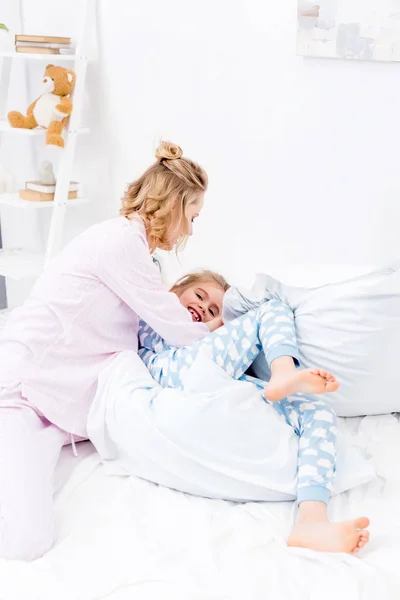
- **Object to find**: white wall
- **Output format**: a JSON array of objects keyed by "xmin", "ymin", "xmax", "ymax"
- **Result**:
[
  {"xmin": 96, "ymin": 0, "xmax": 400, "ymax": 286},
  {"xmin": 1, "ymin": 0, "xmax": 400, "ymax": 300}
]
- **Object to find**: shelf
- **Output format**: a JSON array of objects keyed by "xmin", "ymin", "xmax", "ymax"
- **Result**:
[
  {"xmin": 0, "ymin": 121, "xmax": 89, "ymax": 135},
  {"xmin": 0, "ymin": 51, "xmax": 77, "ymax": 62},
  {"xmin": 0, "ymin": 193, "xmax": 90, "ymax": 209},
  {"xmin": 0, "ymin": 249, "xmax": 44, "ymax": 280},
  {"xmin": 0, "ymin": 121, "xmax": 50, "ymax": 136}
]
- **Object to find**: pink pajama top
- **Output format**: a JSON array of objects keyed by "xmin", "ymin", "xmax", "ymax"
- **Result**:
[{"xmin": 0, "ymin": 217, "xmax": 208, "ymax": 436}]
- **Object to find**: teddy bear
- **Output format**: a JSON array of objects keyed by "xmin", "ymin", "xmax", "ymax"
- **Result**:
[{"xmin": 8, "ymin": 64, "xmax": 76, "ymax": 148}]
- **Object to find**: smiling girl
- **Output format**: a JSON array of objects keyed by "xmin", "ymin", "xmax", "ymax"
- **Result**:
[{"xmin": 136, "ymin": 269, "xmax": 369, "ymax": 554}]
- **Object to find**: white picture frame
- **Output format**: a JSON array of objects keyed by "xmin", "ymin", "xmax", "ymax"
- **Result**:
[{"xmin": 297, "ymin": 1, "xmax": 400, "ymax": 62}]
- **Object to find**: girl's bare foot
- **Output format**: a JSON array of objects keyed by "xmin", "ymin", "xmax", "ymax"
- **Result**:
[
  {"xmin": 265, "ymin": 368, "xmax": 339, "ymax": 402},
  {"xmin": 288, "ymin": 516, "xmax": 370, "ymax": 554},
  {"xmin": 352, "ymin": 528, "xmax": 370, "ymax": 552}
]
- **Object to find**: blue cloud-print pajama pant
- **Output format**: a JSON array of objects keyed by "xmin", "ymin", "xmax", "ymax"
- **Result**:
[{"xmin": 138, "ymin": 299, "xmax": 337, "ymax": 505}]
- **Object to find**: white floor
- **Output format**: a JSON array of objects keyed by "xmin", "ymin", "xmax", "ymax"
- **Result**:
[{"xmin": 0, "ymin": 413, "xmax": 400, "ymax": 600}]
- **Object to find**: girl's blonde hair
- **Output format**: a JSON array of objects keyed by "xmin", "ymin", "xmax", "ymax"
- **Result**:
[
  {"xmin": 121, "ymin": 141, "xmax": 208, "ymax": 252},
  {"xmin": 170, "ymin": 269, "xmax": 230, "ymax": 296}
]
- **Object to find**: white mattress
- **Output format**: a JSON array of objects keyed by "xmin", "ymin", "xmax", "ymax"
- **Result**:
[{"xmin": 0, "ymin": 414, "xmax": 399, "ymax": 599}]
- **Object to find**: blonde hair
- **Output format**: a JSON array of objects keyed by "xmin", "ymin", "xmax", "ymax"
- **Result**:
[
  {"xmin": 120, "ymin": 141, "xmax": 208, "ymax": 252},
  {"xmin": 170, "ymin": 269, "xmax": 230, "ymax": 296}
]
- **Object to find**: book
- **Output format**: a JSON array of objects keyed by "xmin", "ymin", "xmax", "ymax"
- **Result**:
[
  {"xmin": 15, "ymin": 34, "xmax": 71, "ymax": 44},
  {"xmin": 16, "ymin": 41, "xmax": 72, "ymax": 49},
  {"xmin": 19, "ymin": 189, "xmax": 78, "ymax": 202},
  {"xmin": 16, "ymin": 46, "xmax": 61, "ymax": 55},
  {"xmin": 25, "ymin": 181, "xmax": 80, "ymax": 194}
]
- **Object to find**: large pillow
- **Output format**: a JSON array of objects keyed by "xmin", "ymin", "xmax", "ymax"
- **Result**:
[
  {"xmin": 88, "ymin": 350, "xmax": 375, "ymax": 502},
  {"xmin": 225, "ymin": 260, "xmax": 400, "ymax": 417}
]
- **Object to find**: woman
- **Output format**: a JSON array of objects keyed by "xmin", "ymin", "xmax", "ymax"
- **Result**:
[{"xmin": 0, "ymin": 141, "xmax": 216, "ymax": 561}]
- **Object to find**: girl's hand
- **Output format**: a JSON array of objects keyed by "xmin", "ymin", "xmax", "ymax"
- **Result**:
[{"xmin": 207, "ymin": 316, "xmax": 224, "ymax": 332}]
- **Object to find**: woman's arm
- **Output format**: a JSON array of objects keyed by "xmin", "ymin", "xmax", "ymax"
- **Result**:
[{"xmin": 96, "ymin": 221, "xmax": 209, "ymax": 347}]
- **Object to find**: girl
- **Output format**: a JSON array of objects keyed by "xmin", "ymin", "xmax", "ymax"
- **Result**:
[
  {"xmin": 137, "ymin": 270, "xmax": 370, "ymax": 554},
  {"xmin": 0, "ymin": 142, "xmax": 215, "ymax": 561}
]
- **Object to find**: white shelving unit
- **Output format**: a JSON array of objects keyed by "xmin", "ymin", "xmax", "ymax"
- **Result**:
[
  {"xmin": 0, "ymin": 0, "xmax": 94, "ymax": 295},
  {"xmin": 0, "ymin": 51, "xmax": 76, "ymax": 62},
  {"xmin": 0, "ymin": 120, "xmax": 89, "ymax": 135},
  {"xmin": 0, "ymin": 248, "xmax": 44, "ymax": 279},
  {"xmin": 0, "ymin": 192, "xmax": 90, "ymax": 209}
]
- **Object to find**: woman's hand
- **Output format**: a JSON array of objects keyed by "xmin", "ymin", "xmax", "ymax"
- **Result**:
[{"xmin": 206, "ymin": 316, "xmax": 224, "ymax": 332}]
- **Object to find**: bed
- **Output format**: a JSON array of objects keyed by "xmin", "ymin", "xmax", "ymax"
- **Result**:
[{"xmin": 1, "ymin": 265, "xmax": 400, "ymax": 600}]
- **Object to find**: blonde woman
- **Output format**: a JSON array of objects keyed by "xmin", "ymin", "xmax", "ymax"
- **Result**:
[{"xmin": 0, "ymin": 142, "xmax": 214, "ymax": 561}]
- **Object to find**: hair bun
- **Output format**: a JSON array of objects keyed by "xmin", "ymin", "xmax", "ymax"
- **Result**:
[{"xmin": 155, "ymin": 141, "xmax": 183, "ymax": 161}]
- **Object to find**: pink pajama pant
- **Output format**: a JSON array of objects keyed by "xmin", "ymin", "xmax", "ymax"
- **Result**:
[{"xmin": 0, "ymin": 386, "xmax": 71, "ymax": 561}]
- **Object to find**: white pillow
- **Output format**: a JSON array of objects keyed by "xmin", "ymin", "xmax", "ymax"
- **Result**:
[
  {"xmin": 250, "ymin": 264, "xmax": 377, "ymax": 288},
  {"xmin": 245, "ymin": 260, "xmax": 400, "ymax": 417},
  {"xmin": 88, "ymin": 350, "xmax": 375, "ymax": 502},
  {"xmin": 183, "ymin": 350, "xmax": 375, "ymax": 498}
]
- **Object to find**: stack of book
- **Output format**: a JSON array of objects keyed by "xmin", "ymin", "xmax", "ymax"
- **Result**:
[
  {"xmin": 20, "ymin": 181, "xmax": 80, "ymax": 202},
  {"xmin": 15, "ymin": 35, "xmax": 73, "ymax": 55}
]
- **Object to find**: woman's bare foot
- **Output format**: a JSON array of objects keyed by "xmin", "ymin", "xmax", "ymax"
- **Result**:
[
  {"xmin": 265, "ymin": 368, "xmax": 339, "ymax": 402},
  {"xmin": 288, "ymin": 516, "xmax": 370, "ymax": 554}
]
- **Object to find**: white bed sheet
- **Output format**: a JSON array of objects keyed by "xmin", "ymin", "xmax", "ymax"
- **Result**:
[{"xmin": 0, "ymin": 414, "xmax": 399, "ymax": 600}]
